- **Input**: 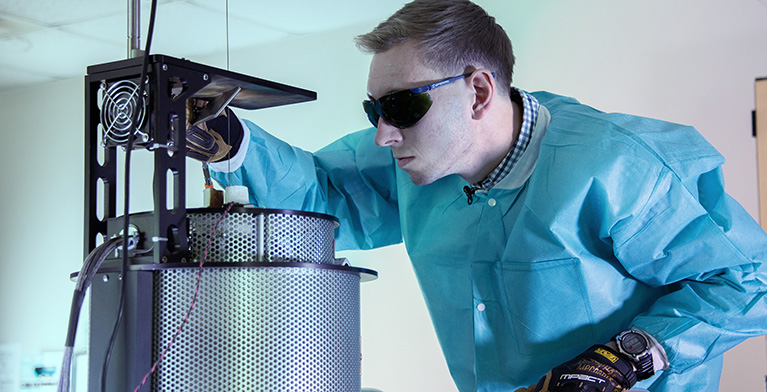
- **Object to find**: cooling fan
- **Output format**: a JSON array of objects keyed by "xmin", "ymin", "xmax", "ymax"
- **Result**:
[{"xmin": 98, "ymin": 79, "xmax": 149, "ymax": 147}]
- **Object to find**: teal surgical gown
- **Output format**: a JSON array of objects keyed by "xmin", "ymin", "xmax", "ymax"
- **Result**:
[{"xmin": 209, "ymin": 91, "xmax": 767, "ymax": 391}]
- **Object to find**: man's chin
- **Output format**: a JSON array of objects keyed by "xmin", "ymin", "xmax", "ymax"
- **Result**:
[{"xmin": 407, "ymin": 171, "xmax": 438, "ymax": 186}]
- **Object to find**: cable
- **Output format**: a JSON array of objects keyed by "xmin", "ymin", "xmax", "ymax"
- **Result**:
[
  {"xmin": 132, "ymin": 202, "xmax": 234, "ymax": 392},
  {"xmin": 100, "ymin": 1, "xmax": 158, "ymax": 391},
  {"xmin": 57, "ymin": 237, "xmax": 124, "ymax": 392}
]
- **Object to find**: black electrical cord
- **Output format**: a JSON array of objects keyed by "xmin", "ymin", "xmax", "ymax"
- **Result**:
[
  {"xmin": 100, "ymin": 1, "xmax": 158, "ymax": 391},
  {"xmin": 57, "ymin": 237, "xmax": 124, "ymax": 392}
]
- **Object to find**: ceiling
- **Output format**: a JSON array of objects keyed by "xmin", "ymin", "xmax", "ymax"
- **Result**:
[{"xmin": 0, "ymin": 0, "xmax": 404, "ymax": 92}]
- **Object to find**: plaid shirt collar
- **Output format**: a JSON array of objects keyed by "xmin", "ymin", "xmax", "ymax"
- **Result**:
[{"xmin": 470, "ymin": 88, "xmax": 540, "ymax": 192}]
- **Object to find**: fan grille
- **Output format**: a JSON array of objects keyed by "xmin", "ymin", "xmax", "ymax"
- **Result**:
[{"xmin": 99, "ymin": 79, "xmax": 148, "ymax": 146}]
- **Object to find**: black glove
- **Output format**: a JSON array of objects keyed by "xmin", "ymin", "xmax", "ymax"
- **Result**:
[
  {"xmin": 186, "ymin": 105, "xmax": 243, "ymax": 162},
  {"xmin": 530, "ymin": 345, "xmax": 637, "ymax": 392}
]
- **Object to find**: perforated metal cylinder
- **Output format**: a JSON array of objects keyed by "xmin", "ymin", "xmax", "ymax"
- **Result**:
[
  {"xmin": 146, "ymin": 208, "xmax": 368, "ymax": 391},
  {"xmin": 187, "ymin": 208, "xmax": 338, "ymax": 264},
  {"xmin": 151, "ymin": 265, "xmax": 361, "ymax": 392}
]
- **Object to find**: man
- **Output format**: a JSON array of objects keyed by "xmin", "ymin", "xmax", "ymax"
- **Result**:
[{"xmin": 187, "ymin": 0, "xmax": 767, "ymax": 390}]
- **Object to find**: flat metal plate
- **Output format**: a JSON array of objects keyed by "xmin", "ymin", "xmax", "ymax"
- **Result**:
[{"xmin": 86, "ymin": 54, "xmax": 317, "ymax": 111}]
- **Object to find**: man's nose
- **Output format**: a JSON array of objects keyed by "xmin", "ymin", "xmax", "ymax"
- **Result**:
[{"xmin": 374, "ymin": 119, "xmax": 404, "ymax": 147}]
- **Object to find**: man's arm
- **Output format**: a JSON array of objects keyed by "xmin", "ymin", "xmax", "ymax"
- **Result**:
[
  {"xmin": 526, "ymin": 163, "xmax": 767, "ymax": 391},
  {"xmin": 207, "ymin": 118, "xmax": 403, "ymax": 251}
]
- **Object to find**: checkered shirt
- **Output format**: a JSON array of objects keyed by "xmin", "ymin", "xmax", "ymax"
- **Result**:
[{"xmin": 471, "ymin": 88, "xmax": 540, "ymax": 191}]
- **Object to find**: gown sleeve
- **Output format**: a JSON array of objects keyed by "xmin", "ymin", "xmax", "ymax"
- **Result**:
[
  {"xmin": 535, "ymin": 91, "xmax": 767, "ymax": 374},
  {"xmin": 208, "ymin": 119, "xmax": 402, "ymax": 251},
  {"xmin": 610, "ymin": 162, "xmax": 767, "ymax": 373}
]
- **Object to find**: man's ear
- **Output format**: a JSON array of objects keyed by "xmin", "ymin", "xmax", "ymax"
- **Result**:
[{"xmin": 470, "ymin": 69, "xmax": 495, "ymax": 120}]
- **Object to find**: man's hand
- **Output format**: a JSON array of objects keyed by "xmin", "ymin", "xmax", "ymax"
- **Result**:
[
  {"xmin": 186, "ymin": 103, "xmax": 243, "ymax": 162},
  {"xmin": 517, "ymin": 345, "xmax": 637, "ymax": 392}
]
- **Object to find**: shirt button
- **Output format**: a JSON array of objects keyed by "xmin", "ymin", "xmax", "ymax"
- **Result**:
[
  {"xmin": 487, "ymin": 198, "xmax": 497, "ymax": 207},
  {"xmin": 477, "ymin": 303, "xmax": 486, "ymax": 312}
]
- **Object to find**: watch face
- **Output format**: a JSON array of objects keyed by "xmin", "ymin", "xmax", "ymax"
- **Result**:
[{"xmin": 620, "ymin": 332, "xmax": 648, "ymax": 355}]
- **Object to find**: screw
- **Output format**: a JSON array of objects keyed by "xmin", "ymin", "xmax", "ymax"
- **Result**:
[{"xmin": 162, "ymin": 64, "xmax": 168, "ymax": 71}]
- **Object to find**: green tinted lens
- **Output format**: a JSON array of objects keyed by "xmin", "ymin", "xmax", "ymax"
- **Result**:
[
  {"xmin": 380, "ymin": 90, "xmax": 433, "ymax": 129},
  {"xmin": 363, "ymin": 100, "xmax": 380, "ymax": 127}
]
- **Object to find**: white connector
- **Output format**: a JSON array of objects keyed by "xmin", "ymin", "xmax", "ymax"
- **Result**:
[{"xmin": 224, "ymin": 185, "xmax": 250, "ymax": 205}]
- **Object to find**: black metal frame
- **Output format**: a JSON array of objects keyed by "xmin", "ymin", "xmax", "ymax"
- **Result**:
[{"xmin": 83, "ymin": 54, "xmax": 317, "ymax": 264}]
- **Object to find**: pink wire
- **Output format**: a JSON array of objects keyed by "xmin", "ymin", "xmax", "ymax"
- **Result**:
[{"xmin": 133, "ymin": 202, "xmax": 234, "ymax": 392}]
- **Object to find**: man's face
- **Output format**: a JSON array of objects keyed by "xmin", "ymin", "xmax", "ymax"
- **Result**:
[{"xmin": 366, "ymin": 42, "xmax": 476, "ymax": 186}]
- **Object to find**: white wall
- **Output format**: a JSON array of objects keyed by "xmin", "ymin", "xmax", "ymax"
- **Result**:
[{"xmin": 1, "ymin": 1, "xmax": 766, "ymax": 391}]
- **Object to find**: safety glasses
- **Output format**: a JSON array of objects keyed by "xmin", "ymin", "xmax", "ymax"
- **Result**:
[{"xmin": 363, "ymin": 72, "xmax": 472, "ymax": 129}]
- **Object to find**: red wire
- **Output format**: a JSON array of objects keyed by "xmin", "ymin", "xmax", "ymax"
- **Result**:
[{"xmin": 133, "ymin": 202, "xmax": 234, "ymax": 392}]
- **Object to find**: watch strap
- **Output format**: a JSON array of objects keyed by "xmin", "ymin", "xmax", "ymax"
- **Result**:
[{"xmin": 633, "ymin": 349, "xmax": 654, "ymax": 381}]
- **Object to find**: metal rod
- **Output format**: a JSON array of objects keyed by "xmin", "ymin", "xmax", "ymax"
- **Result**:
[{"xmin": 127, "ymin": 0, "xmax": 143, "ymax": 58}]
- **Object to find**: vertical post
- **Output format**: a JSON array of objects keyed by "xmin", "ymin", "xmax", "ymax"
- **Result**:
[
  {"xmin": 150, "ymin": 59, "xmax": 194, "ymax": 263},
  {"xmin": 755, "ymin": 78, "xmax": 767, "ymax": 229},
  {"xmin": 84, "ymin": 76, "xmax": 117, "ymax": 257},
  {"xmin": 756, "ymin": 79, "xmax": 767, "ymax": 392},
  {"xmin": 128, "ymin": 0, "xmax": 142, "ymax": 58}
]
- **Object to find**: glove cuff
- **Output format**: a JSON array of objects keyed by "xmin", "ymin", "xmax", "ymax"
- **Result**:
[
  {"xmin": 207, "ymin": 107, "xmax": 244, "ymax": 162},
  {"xmin": 581, "ymin": 345, "xmax": 638, "ymax": 388}
]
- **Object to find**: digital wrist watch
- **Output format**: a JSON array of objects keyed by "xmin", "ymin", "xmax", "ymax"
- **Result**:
[{"xmin": 615, "ymin": 329, "xmax": 655, "ymax": 381}]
